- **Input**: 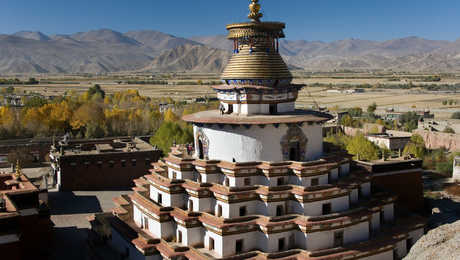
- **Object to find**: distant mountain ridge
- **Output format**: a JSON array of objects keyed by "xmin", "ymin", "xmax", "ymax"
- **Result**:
[{"xmin": 2, "ymin": 29, "xmax": 460, "ymax": 74}]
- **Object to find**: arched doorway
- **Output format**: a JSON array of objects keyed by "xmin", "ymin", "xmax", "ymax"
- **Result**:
[
  {"xmin": 198, "ymin": 139, "xmax": 204, "ymax": 159},
  {"xmin": 281, "ymin": 126, "xmax": 308, "ymax": 161}
]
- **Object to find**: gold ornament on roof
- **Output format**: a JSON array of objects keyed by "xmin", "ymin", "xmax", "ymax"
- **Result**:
[
  {"xmin": 14, "ymin": 160, "xmax": 22, "ymax": 179},
  {"xmin": 248, "ymin": 0, "xmax": 263, "ymax": 22}
]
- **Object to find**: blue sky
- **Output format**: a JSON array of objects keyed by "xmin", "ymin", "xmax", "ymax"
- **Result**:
[{"xmin": 1, "ymin": 0, "xmax": 460, "ymax": 41}]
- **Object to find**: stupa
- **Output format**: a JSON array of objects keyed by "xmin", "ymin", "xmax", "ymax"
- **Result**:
[{"xmin": 93, "ymin": 1, "xmax": 426, "ymax": 259}]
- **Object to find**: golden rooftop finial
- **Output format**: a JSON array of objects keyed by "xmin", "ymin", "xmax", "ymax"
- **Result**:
[
  {"xmin": 14, "ymin": 160, "xmax": 22, "ymax": 179},
  {"xmin": 248, "ymin": 0, "xmax": 263, "ymax": 22}
]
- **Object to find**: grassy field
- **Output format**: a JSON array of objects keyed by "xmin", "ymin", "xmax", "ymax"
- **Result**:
[{"xmin": 8, "ymin": 73, "xmax": 460, "ymax": 119}]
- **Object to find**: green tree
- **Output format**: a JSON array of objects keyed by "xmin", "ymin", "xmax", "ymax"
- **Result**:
[
  {"xmin": 443, "ymin": 127, "xmax": 456, "ymax": 134},
  {"xmin": 367, "ymin": 102, "xmax": 377, "ymax": 114},
  {"xmin": 87, "ymin": 84, "xmax": 105, "ymax": 99},
  {"xmin": 346, "ymin": 133, "xmax": 379, "ymax": 161},
  {"xmin": 451, "ymin": 111, "xmax": 460, "ymax": 119},
  {"xmin": 150, "ymin": 121, "xmax": 193, "ymax": 155},
  {"xmin": 403, "ymin": 134, "xmax": 426, "ymax": 158},
  {"xmin": 399, "ymin": 112, "xmax": 419, "ymax": 132},
  {"xmin": 347, "ymin": 107, "xmax": 363, "ymax": 117}
]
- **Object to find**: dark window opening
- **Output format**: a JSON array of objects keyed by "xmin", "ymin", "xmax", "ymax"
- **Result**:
[
  {"xmin": 109, "ymin": 161, "xmax": 114, "ymax": 168},
  {"xmin": 380, "ymin": 210, "xmax": 385, "ymax": 225},
  {"xmin": 269, "ymin": 104, "xmax": 277, "ymax": 115},
  {"xmin": 121, "ymin": 161, "xmax": 126, "ymax": 167},
  {"xmin": 188, "ymin": 200, "xmax": 194, "ymax": 211},
  {"xmin": 143, "ymin": 216, "xmax": 149, "ymax": 230},
  {"xmin": 322, "ymin": 203, "xmax": 332, "ymax": 215},
  {"xmin": 158, "ymin": 193, "xmax": 163, "ymax": 204},
  {"xmin": 145, "ymin": 159, "xmax": 151, "ymax": 166},
  {"xmin": 276, "ymin": 205, "xmax": 284, "ymax": 216},
  {"xmin": 277, "ymin": 177, "xmax": 285, "ymax": 186},
  {"xmin": 178, "ymin": 230, "xmax": 183, "ymax": 243},
  {"xmin": 333, "ymin": 231, "xmax": 344, "ymax": 247},
  {"xmin": 216, "ymin": 205, "xmax": 222, "ymax": 217},
  {"xmin": 197, "ymin": 174, "xmax": 202, "ymax": 183},
  {"xmin": 278, "ymin": 238, "xmax": 285, "ymax": 251},
  {"xmin": 244, "ymin": 178, "xmax": 251, "ymax": 186},
  {"xmin": 406, "ymin": 238, "xmax": 413, "ymax": 251},
  {"xmin": 209, "ymin": 237, "xmax": 215, "ymax": 250},
  {"xmin": 225, "ymin": 178, "xmax": 230, "ymax": 187},
  {"xmin": 311, "ymin": 178, "xmax": 319, "ymax": 186},
  {"xmin": 131, "ymin": 160, "xmax": 136, "ymax": 166},
  {"xmin": 239, "ymin": 206, "xmax": 247, "ymax": 216},
  {"xmin": 289, "ymin": 141, "xmax": 300, "ymax": 161},
  {"xmin": 198, "ymin": 140, "xmax": 204, "ymax": 160},
  {"xmin": 228, "ymin": 104, "xmax": 233, "ymax": 114},
  {"xmin": 235, "ymin": 239, "xmax": 243, "ymax": 253}
]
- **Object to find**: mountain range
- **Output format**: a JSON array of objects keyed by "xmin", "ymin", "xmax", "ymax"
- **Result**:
[{"xmin": 2, "ymin": 29, "xmax": 460, "ymax": 74}]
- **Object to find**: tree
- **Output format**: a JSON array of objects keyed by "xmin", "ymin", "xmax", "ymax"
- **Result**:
[
  {"xmin": 164, "ymin": 108, "xmax": 179, "ymax": 122},
  {"xmin": 443, "ymin": 127, "xmax": 456, "ymax": 134},
  {"xmin": 367, "ymin": 102, "xmax": 377, "ymax": 114},
  {"xmin": 403, "ymin": 134, "xmax": 426, "ymax": 158},
  {"xmin": 150, "ymin": 121, "xmax": 193, "ymax": 154},
  {"xmin": 87, "ymin": 84, "xmax": 105, "ymax": 99},
  {"xmin": 346, "ymin": 134, "xmax": 379, "ymax": 161},
  {"xmin": 347, "ymin": 107, "xmax": 363, "ymax": 117},
  {"xmin": 399, "ymin": 112, "xmax": 419, "ymax": 132},
  {"xmin": 451, "ymin": 111, "xmax": 460, "ymax": 119}
]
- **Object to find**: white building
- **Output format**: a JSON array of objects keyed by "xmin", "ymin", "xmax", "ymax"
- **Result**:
[{"xmin": 90, "ymin": 2, "xmax": 426, "ymax": 260}]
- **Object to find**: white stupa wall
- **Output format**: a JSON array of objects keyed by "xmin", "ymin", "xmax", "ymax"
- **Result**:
[
  {"xmin": 194, "ymin": 124, "xmax": 323, "ymax": 162},
  {"xmin": 453, "ymin": 157, "xmax": 460, "ymax": 181}
]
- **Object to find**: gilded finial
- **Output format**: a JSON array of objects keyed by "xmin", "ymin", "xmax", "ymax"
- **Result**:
[
  {"xmin": 14, "ymin": 160, "xmax": 22, "ymax": 179},
  {"xmin": 248, "ymin": 0, "xmax": 263, "ymax": 22}
]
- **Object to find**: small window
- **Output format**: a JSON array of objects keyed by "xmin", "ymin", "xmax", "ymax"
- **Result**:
[
  {"xmin": 109, "ymin": 161, "xmax": 114, "ymax": 168},
  {"xmin": 209, "ymin": 237, "xmax": 215, "ymax": 251},
  {"xmin": 322, "ymin": 203, "xmax": 332, "ymax": 215},
  {"xmin": 131, "ymin": 159, "xmax": 136, "ymax": 166},
  {"xmin": 145, "ymin": 159, "xmax": 151, "ymax": 166},
  {"xmin": 333, "ymin": 230, "xmax": 344, "ymax": 247},
  {"xmin": 311, "ymin": 178, "xmax": 319, "ymax": 186},
  {"xmin": 178, "ymin": 230, "xmax": 183, "ymax": 243},
  {"xmin": 121, "ymin": 160, "xmax": 126, "ymax": 167},
  {"xmin": 406, "ymin": 238, "xmax": 413, "ymax": 251},
  {"xmin": 158, "ymin": 193, "xmax": 163, "ymax": 204},
  {"xmin": 188, "ymin": 200, "xmax": 194, "ymax": 211},
  {"xmin": 172, "ymin": 172, "xmax": 177, "ymax": 179},
  {"xmin": 197, "ymin": 174, "xmax": 202, "ymax": 183},
  {"xmin": 239, "ymin": 206, "xmax": 247, "ymax": 216},
  {"xmin": 244, "ymin": 178, "xmax": 251, "ymax": 186},
  {"xmin": 276, "ymin": 205, "xmax": 284, "ymax": 216},
  {"xmin": 225, "ymin": 178, "xmax": 230, "ymax": 187},
  {"xmin": 278, "ymin": 238, "xmax": 285, "ymax": 251},
  {"xmin": 70, "ymin": 162, "xmax": 77, "ymax": 167},
  {"xmin": 84, "ymin": 161, "xmax": 90, "ymax": 168},
  {"xmin": 277, "ymin": 177, "xmax": 285, "ymax": 186},
  {"xmin": 216, "ymin": 205, "xmax": 223, "ymax": 217},
  {"xmin": 235, "ymin": 239, "xmax": 244, "ymax": 253},
  {"xmin": 97, "ymin": 161, "xmax": 102, "ymax": 168}
]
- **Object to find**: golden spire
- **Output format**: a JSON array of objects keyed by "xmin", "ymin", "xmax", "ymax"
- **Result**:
[
  {"xmin": 14, "ymin": 160, "xmax": 22, "ymax": 179},
  {"xmin": 248, "ymin": 0, "xmax": 263, "ymax": 22}
]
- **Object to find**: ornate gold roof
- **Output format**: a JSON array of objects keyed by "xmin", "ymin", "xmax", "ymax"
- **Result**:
[{"xmin": 221, "ymin": 45, "xmax": 292, "ymax": 80}]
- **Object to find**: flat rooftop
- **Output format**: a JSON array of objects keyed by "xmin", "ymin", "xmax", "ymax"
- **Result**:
[
  {"xmin": 52, "ymin": 137, "xmax": 155, "ymax": 157},
  {"xmin": 183, "ymin": 109, "xmax": 332, "ymax": 125}
]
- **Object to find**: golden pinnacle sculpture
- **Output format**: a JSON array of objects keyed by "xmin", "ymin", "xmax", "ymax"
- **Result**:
[
  {"xmin": 14, "ymin": 160, "xmax": 22, "ymax": 179},
  {"xmin": 248, "ymin": 0, "xmax": 263, "ymax": 22}
]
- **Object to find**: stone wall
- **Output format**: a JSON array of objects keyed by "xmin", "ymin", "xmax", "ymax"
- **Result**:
[{"xmin": 413, "ymin": 130, "xmax": 460, "ymax": 152}]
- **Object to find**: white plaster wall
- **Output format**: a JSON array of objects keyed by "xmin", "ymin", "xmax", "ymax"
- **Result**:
[
  {"xmin": 177, "ymin": 225, "xmax": 203, "ymax": 247},
  {"xmin": 219, "ymin": 232, "xmax": 259, "ymax": 257},
  {"xmin": 302, "ymin": 196, "xmax": 349, "ymax": 216},
  {"xmin": 301, "ymin": 174, "xmax": 328, "ymax": 187},
  {"xmin": 306, "ymin": 221, "xmax": 368, "ymax": 251},
  {"xmin": 149, "ymin": 184, "xmax": 184, "ymax": 208},
  {"xmin": 371, "ymin": 213, "xmax": 380, "ymax": 232},
  {"xmin": 195, "ymin": 124, "xmax": 323, "ymax": 163},
  {"xmin": 265, "ymin": 231, "xmax": 295, "ymax": 252},
  {"xmin": 344, "ymin": 221, "xmax": 369, "ymax": 245},
  {"xmin": 453, "ymin": 157, "xmax": 460, "ymax": 181},
  {"xmin": 394, "ymin": 239, "xmax": 407, "ymax": 259},
  {"xmin": 329, "ymin": 168, "xmax": 339, "ymax": 181},
  {"xmin": 189, "ymin": 196, "xmax": 213, "ymax": 213},
  {"xmin": 340, "ymin": 163, "xmax": 350, "ymax": 176},
  {"xmin": 277, "ymin": 102, "xmax": 295, "ymax": 113},
  {"xmin": 362, "ymin": 250, "xmax": 393, "ymax": 260},
  {"xmin": 350, "ymin": 189, "xmax": 358, "ymax": 204},
  {"xmin": 383, "ymin": 204, "xmax": 394, "ymax": 223},
  {"xmin": 361, "ymin": 182, "xmax": 371, "ymax": 197},
  {"xmin": 133, "ymin": 204, "xmax": 142, "ymax": 227},
  {"xmin": 111, "ymin": 227, "xmax": 162, "ymax": 260}
]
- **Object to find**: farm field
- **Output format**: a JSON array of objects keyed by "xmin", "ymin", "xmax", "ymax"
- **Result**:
[{"xmin": 8, "ymin": 73, "xmax": 460, "ymax": 119}]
